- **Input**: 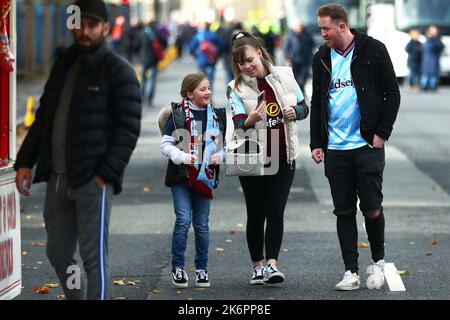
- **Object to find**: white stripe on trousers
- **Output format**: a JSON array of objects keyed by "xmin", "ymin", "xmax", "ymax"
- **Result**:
[{"xmin": 99, "ymin": 186, "xmax": 106, "ymax": 300}]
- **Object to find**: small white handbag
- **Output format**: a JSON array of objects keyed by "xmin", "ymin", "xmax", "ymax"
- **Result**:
[{"xmin": 225, "ymin": 138, "xmax": 264, "ymax": 176}]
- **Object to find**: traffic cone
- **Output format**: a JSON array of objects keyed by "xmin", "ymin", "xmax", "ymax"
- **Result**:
[{"xmin": 24, "ymin": 96, "xmax": 36, "ymax": 127}]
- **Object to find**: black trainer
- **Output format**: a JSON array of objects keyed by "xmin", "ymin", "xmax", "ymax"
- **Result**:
[
  {"xmin": 263, "ymin": 264, "xmax": 285, "ymax": 284},
  {"xmin": 195, "ymin": 269, "xmax": 210, "ymax": 288},
  {"xmin": 250, "ymin": 266, "xmax": 265, "ymax": 285},
  {"xmin": 171, "ymin": 267, "xmax": 188, "ymax": 288}
]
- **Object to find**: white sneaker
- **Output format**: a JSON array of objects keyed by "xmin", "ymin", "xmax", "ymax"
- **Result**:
[
  {"xmin": 250, "ymin": 266, "xmax": 265, "ymax": 285},
  {"xmin": 263, "ymin": 264, "xmax": 285, "ymax": 284},
  {"xmin": 366, "ymin": 259, "xmax": 385, "ymax": 289},
  {"xmin": 335, "ymin": 270, "xmax": 361, "ymax": 291}
]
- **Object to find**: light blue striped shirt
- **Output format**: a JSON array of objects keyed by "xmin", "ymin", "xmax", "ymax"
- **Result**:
[{"xmin": 327, "ymin": 45, "xmax": 367, "ymax": 150}]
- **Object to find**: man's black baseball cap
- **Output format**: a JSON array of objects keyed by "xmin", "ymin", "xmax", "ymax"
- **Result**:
[{"xmin": 74, "ymin": 0, "xmax": 108, "ymax": 23}]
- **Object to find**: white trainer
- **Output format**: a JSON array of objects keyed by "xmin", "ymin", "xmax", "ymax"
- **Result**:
[
  {"xmin": 335, "ymin": 270, "xmax": 361, "ymax": 291},
  {"xmin": 366, "ymin": 259, "xmax": 385, "ymax": 289},
  {"xmin": 250, "ymin": 266, "xmax": 265, "ymax": 285},
  {"xmin": 263, "ymin": 264, "xmax": 285, "ymax": 284}
]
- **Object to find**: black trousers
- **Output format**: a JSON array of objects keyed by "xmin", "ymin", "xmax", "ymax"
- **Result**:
[
  {"xmin": 239, "ymin": 161, "xmax": 295, "ymax": 262},
  {"xmin": 325, "ymin": 145, "xmax": 386, "ymax": 273}
]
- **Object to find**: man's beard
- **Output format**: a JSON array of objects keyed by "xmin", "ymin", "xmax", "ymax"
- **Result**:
[{"xmin": 75, "ymin": 35, "xmax": 105, "ymax": 54}]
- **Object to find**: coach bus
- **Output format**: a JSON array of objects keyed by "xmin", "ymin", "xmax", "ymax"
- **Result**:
[{"xmin": 367, "ymin": 0, "xmax": 450, "ymax": 79}]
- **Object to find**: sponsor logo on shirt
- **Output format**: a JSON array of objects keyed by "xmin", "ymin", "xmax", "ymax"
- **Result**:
[
  {"xmin": 266, "ymin": 103, "xmax": 280, "ymax": 117},
  {"xmin": 329, "ymin": 78, "xmax": 354, "ymax": 90},
  {"xmin": 266, "ymin": 102, "xmax": 283, "ymax": 128}
]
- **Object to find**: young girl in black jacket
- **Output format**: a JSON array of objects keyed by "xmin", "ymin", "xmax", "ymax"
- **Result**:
[{"xmin": 160, "ymin": 73, "xmax": 226, "ymax": 288}]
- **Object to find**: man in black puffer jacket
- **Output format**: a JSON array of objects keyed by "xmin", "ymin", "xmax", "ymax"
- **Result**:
[{"xmin": 14, "ymin": 0, "xmax": 141, "ymax": 300}]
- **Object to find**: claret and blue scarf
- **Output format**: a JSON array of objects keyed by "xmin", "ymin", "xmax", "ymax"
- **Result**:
[{"xmin": 181, "ymin": 99, "xmax": 220, "ymax": 199}]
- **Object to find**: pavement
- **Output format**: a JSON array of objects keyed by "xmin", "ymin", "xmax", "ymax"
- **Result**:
[{"xmin": 14, "ymin": 55, "xmax": 450, "ymax": 302}]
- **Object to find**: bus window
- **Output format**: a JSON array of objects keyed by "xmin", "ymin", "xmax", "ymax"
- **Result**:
[{"xmin": 396, "ymin": 0, "xmax": 450, "ymax": 34}]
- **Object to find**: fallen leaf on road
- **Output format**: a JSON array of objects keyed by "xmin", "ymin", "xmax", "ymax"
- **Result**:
[
  {"xmin": 143, "ymin": 186, "xmax": 151, "ymax": 193},
  {"xmin": 215, "ymin": 247, "xmax": 224, "ymax": 252},
  {"xmin": 194, "ymin": 288, "xmax": 206, "ymax": 291},
  {"xmin": 431, "ymin": 185, "xmax": 437, "ymax": 191},
  {"xmin": 150, "ymin": 289, "xmax": 161, "ymax": 294},
  {"xmin": 127, "ymin": 281, "xmax": 137, "ymax": 286},
  {"xmin": 397, "ymin": 269, "xmax": 411, "ymax": 275},
  {"xmin": 225, "ymin": 239, "xmax": 232, "ymax": 243},
  {"xmin": 358, "ymin": 242, "xmax": 369, "ymax": 248},
  {"xmin": 20, "ymin": 205, "xmax": 26, "ymax": 212},
  {"xmin": 113, "ymin": 280, "xmax": 126, "ymax": 286},
  {"xmin": 187, "ymin": 297, "xmax": 194, "ymax": 300},
  {"xmin": 425, "ymin": 251, "xmax": 433, "ymax": 256},
  {"xmin": 26, "ymin": 215, "xmax": 35, "ymax": 221},
  {"xmin": 228, "ymin": 229, "xmax": 236, "ymax": 235},
  {"xmin": 33, "ymin": 286, "xmax": 49, "ymax": 294},
  {"xmin": 176, "ymin": 291, "xmax": 182, "ymax": 295},
  {"xmin": 46, "ymin": 283, "xmax": 59, "ymax": 288},
  {"xmin": 186, "ymin": 268, "xmax": 195, "ymax": 273},
  {"xmin": 114, "ymin": 297, "xmax": 126, "ymax": 300},
  {"xmin": 431, "ymin": 240, "xmax": 438, "ymax": 245},
  {"xmin": 31, "ymin": 241, "xmax": 47, "ymax": 247},
  {"xmin": 22, "ymin": 251, "xmax": 28, "ymax": 256},
  {"xmin": 237, "ymin": 223, "xmax": 244, "ymax": 228},
  {"xmin": 36, "ymin": 261, "xmax": 43, "ymax": 265},
  {"xmin": 56, "ymin": 294, "xmax": 66, "ymax": 300}
]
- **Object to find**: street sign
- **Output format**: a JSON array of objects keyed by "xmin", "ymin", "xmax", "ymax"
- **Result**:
[{"xmin": 0, "ymin": 178, "xmax": 21, "ymax": 300}]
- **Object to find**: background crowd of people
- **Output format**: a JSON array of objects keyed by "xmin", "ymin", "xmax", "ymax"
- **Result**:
[
  {"xmin": 405, "ymin": 25, "xmax": 445, "ymax": 92},
  {"xmin": 94, "ymin": 14, "xmax": 321, "ymax": 103}
]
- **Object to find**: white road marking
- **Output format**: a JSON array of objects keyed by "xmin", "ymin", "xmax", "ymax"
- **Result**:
[{"xmin": 385, "ymin": 262, "xmax": 406, "ymax": 291}]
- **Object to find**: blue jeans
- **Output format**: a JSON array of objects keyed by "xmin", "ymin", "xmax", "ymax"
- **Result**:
[
  {"xmin": 200, "ymin": 64, "xmax": 215, "ymax": 91},
  {"xmin": 405, "ymin": 69, "xmax": 420, "ymax": 87},
  {"xmin": 141, "ymin": 65, "xmax": 158, "ymax": 103},
  {"xmin": 171, "ymin": 182, "xmax": 211, "ymax": 270},
  {"xmin": 420, "ymin": 73, "xmax": 438, "ymax": 90}
]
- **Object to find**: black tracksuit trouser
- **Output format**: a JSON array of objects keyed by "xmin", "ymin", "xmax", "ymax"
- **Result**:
[{"xmin": 239, "ymin": 161, "xmax": 295, "ymax": 262}]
